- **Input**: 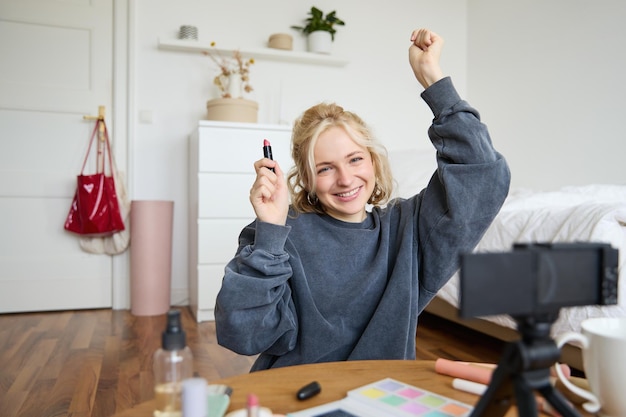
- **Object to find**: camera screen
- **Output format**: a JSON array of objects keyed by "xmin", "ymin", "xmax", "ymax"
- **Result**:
[{"xmin": 459, "ymin": 243, "xmax": 618, "ymax": 318}]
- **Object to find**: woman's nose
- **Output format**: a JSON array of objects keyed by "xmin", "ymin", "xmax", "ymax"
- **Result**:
[{"xmin": 335, "ymin": 167, "xmax": 352, "ymax": 185}]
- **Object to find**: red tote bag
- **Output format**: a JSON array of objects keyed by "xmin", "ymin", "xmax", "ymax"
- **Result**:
[{"xmin": 64, "ymin": 120, "xmax": 125, "ymax": 236}]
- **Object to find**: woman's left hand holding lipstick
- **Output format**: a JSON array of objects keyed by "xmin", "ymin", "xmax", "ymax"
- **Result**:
[{"xmin": 250, "ymin": 157, "xmax": 289, "ymax": 225}]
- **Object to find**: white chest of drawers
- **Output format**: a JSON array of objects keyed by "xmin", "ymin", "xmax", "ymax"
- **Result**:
[{"xmin": 188, "ymin": 121, "xmax": 292, "ymax": 321}]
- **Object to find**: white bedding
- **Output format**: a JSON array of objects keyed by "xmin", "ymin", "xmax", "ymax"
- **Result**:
[
  {"xmin": 438, "ymin": 184, "xmax": 626, "ymax": 337},
  {"xmin": 388, "ymin": 148, "xmax": 626, "ymax": 337}
]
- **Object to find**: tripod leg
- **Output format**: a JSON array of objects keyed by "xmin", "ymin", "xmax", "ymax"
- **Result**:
[
  {"xmin": 513, "ymin": 374, "xmax": 539, "ymax": 417},
  {"xmin": 469, "ymin": 378, "xmax": 512, "ymax": 417},
  {"xmin": 469, "ymin": 344, "xmax": 518, "ymax": 417},
  {"xmin": 537, "ymin": 384, "xmax": 581, "ymax": 417}
]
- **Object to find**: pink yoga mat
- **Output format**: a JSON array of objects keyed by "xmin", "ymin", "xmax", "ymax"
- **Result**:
[{"xmin": 130, "ymin": 200, "xmax": 174, "ymax": 316}]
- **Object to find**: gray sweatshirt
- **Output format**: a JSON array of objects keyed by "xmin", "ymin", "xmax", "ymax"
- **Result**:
[{"xmin": 215, "ymin": 77, "xmax": 511, "ymax": 371}]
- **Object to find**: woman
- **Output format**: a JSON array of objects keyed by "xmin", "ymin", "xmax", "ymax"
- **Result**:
[{"xmin": 215, "ymin": 28, "xmax": 511, "ymax": 371}]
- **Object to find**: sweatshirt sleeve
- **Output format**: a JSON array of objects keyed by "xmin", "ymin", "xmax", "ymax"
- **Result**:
[
  {"xmin": 416, "ymin": 77, "xmax": 511, "ymax": 308},
  {"xmin": 214, "ymin": 220, "xmax": 298, "ymax": 356}
]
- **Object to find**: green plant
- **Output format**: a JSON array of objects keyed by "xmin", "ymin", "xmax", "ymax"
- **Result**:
[{"xmin": 291, "ymin": 6, "xmax": 345, "ymax": 41}]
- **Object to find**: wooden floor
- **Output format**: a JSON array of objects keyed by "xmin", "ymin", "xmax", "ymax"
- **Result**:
[{"xmin": 0, "ymin": 307, "xmax": 505, "ymax": 417}]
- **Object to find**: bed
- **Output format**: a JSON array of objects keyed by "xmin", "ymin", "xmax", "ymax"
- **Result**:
[{"xmin": 389, "ymin": 148, "xmax": 626, "ymax": 371}]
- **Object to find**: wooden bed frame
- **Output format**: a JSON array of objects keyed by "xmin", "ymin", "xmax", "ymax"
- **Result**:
[{"xmin": 425, "ymin": 297, "xmax": 584, "ymax": 372}]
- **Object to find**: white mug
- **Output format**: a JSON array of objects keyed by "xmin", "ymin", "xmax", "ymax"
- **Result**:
[{"xmin": 554, "ymin": 317, "xmax": 626, "ymax": 417}]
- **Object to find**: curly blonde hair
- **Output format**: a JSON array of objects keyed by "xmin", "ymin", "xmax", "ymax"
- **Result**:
[{"xmin": 287, "ymin": 102, "xmax": 394, "ymax": 215}]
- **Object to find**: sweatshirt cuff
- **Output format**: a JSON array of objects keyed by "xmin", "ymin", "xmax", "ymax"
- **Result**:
[
  {"xmin": 420, "ymin": 77, "xmax": 462, "ymax": 117},
  {"xmin": 253, "ymin": 221, "xmax": 291, "ymax": 254}
]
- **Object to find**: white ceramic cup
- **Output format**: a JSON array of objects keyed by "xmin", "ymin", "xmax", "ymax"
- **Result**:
[{"xmin": 554, "ymin": 317, "xmax": 626, "ymax": 417}]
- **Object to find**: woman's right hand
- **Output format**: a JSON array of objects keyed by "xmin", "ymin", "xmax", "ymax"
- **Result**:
[{"xmin": 249, "ymin": 158, "xmax": 289, "ymax": 225}]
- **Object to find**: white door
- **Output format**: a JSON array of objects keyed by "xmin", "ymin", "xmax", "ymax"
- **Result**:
[{"xmin": 0, "ymin": 0, "xmax": 117, "ymax": 312}]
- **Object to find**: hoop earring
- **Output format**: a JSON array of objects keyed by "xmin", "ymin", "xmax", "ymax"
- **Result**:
[
  {"xmin": 369, "ymin": 183, "xmax": 381, "ymax": 204},
  {"xmin": 307, "ymin": 193, "xmax": 318, "ymax": 206}
]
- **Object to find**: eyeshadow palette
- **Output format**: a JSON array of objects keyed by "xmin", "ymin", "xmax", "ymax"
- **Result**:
[{"xmin": 288, "ymin": 378, "xmax": 473, "ymax": 417}]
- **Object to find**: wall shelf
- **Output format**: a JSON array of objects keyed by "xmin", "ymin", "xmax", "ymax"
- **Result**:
[{"xmin": 157, "ymin": 38, "xmax": 349, "ymax": 67}]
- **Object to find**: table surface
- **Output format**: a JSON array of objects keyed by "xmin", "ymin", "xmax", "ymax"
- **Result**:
[{"xmin": 111, "ymin": 359, "xmax": 588, "ymax": 417}]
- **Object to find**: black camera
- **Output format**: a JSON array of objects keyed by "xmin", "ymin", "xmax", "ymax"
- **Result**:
[
  {"xmin": 459, "ymin": 242, "xmax": 619, "ymax": 319},
  {"xmin": 458, "ymin": 242, "xmax": 619, "ymax": 417}
]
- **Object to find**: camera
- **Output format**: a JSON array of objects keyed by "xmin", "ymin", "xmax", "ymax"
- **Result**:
[
  {"xmin": 458, "ymin": 242, "xmax": 619, "ymax": 417},
  {"xmin": 459, "ymin": 242, "xmax": 619, "ymax": 319}
]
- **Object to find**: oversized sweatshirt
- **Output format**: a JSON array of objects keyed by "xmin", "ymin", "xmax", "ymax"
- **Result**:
[{"xmin": 215, "ymin": 77, "xmax": 511, "ymax": 371}]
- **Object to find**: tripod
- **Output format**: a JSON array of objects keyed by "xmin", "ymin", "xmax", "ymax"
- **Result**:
[{"xmin": 469, "ymin": 313, "xmax": 580, "ymax": 417}]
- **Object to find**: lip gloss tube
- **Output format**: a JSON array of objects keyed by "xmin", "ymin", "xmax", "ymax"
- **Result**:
[{"xmin": 247, "ymin": 393, "xmax": 259, "ymax": 417}]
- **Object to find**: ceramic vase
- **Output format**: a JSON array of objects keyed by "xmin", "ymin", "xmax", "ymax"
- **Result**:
[
  {"xmin": 307, "ymin": 31, "xmax": 332, "ymax": 54},
  {"xmin": 228, "ymin": 73, "xmax": 243, "ymax": 98}
]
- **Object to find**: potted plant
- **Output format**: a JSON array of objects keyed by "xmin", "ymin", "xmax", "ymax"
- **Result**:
[
  {"xmin": 202, "ymin": 43, "xmax": 258, "ymax": 123},
  {"xmin": 291, "ymin": 6, "xmax": 345, "ymax": 54}
]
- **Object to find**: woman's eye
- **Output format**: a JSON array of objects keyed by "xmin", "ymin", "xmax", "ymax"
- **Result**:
[
  {"xmin": 350, "ymin": 156, "xmax": 363, "ymax": 164},
  {"xmin": 317, "ymin": 166, "xmax": 331, "ymax": 174}
]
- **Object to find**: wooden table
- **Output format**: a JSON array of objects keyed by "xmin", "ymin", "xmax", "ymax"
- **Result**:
[{"xmin": 111, "ymin": 360, "xmax": 588, "ymax": 417}]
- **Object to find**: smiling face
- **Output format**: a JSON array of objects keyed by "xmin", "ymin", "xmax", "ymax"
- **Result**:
[{"xmin": 313, "ymin": 126, "xmax": 375, "ymax": 223}]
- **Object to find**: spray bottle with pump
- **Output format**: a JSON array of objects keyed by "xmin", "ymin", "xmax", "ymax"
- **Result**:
[{"xmin": 153, "ymin": 310, "xmax": 193, "ymax": 417}]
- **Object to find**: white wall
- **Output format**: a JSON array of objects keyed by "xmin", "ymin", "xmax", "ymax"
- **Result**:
[
  {"xmin": 467, "ymin": 0, "xmax": 626, "ymax": 190},
  {"xmin": 131, "ymin": 0, "xmax": 626, "ymax": 304},
  {"xmin": 131, "ymin": 0, "xmax": 468, "ymax": 303}
]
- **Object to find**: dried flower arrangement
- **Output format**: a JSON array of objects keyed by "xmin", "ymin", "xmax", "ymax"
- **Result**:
[{"xmin": 202, "ymin": 42, "xmax": 254, "ymax": 98}]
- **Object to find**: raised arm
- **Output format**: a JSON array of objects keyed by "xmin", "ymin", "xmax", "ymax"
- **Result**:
[{"xmin": 409, "ymin": 28, "xmax": 445, "ymax": 89}]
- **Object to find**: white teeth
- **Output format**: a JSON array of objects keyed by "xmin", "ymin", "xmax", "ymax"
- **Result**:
[{"xmin": 337, "ymin": 188, "xmax": 359, "ymax": 197}]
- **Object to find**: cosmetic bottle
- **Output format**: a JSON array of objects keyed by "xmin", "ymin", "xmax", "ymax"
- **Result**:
[{"xmin": 153, "ymin": 310, "xmax": 194, "ymax": 417}]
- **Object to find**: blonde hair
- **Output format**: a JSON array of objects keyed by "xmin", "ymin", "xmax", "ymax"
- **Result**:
[{"xmin": 287, "ymin": 102, "xmax": 394, "ymax": 215}]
